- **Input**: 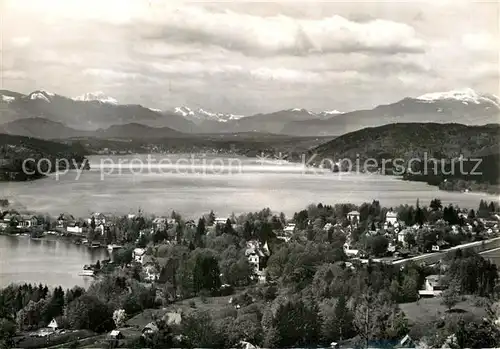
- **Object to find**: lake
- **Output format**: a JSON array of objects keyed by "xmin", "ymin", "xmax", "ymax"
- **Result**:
[
  {"xmin": 0, "ymin": 235, "xmax": 108, "ymax": 289},
  {"xmin": 0, "ymin": 154, "xmax": 498, "ymax": 219},
  {"xmin": 0, "ymin": 153, "xmax": 498, "ymax": 288}
]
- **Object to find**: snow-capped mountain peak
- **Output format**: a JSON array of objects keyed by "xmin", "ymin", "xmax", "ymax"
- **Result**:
[
  {"xmin": 320, "ymin": 110, "xmax": 343, "ymax": 115},
  {"xmin": 197, "ymin": 108, "xmax": 244, "ymax": 122},
  {"xmin": 174, "ymin": 106, "xmax": 195, "ymax": 117},
  {"xmin": 73, "ymin": 91, "xmax": 118, "ymax": 105},
  {"xmin": 416, "ymin": 88, "xmax": 500, "ymax": 108},
  {"xmin": 1, "ymin": 95, "xmax": 15, "ymax": 103},
  {"xmin": 28, "ymin": 90, "xmax": 55, "ymax": 102},
  {"xmin": 288, "ymin": 108, "xmax": 314, "ymax": 115},
  {"xmin": 173, "ymin": 106, "xmax": 244, "ymax": 122}
]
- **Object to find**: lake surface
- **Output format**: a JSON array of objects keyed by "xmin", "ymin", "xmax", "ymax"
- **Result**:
[
  {"xmin": 0, "ymin": 235, "xmax": 108, "ymax": 288},
  {"xmin": 0, "ymin": 154, "xmax": 498, "ymax": 219},
  {"xmin": 0, "ymin": 154, "xmax": 498, "ymax": 288}
]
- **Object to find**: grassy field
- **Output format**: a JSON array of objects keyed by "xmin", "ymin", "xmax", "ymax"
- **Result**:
[
  {"xmin": 399, "ymin": 295, "xmax": 488, "ymax": 326},
  {"xmin": 13, "ymin": 330, "xmax": 96, "ymax": 349},
  {"xmin": 126, "ymin": 293, "xmax": 236, "ymax": 329}
]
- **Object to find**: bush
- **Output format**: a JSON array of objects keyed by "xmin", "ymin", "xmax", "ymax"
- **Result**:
[
  {"xmin": 199, "ymin": 289, "xmax": 211, "ymax": 303},
  {"xmin": 65, "ymin": 295, "xmax": 114, "ymax": 333},
  {"xmin": 218, "ymin": 284, "xmax": 234, "ymax": 297}
]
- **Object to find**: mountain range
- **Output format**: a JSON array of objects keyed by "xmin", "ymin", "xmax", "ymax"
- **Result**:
[{"xmin": 0, "ymin": 88, "xmax": 498, "ymax": 137}]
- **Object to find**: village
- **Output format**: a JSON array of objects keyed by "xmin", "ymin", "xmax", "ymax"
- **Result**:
[
  {"xmin": 1, "ymin": 200, "xmax": 500, "ymax": 289},
  {"xmin": 1, "ymin": 199, "xmax": 500, "ymax": 348}
]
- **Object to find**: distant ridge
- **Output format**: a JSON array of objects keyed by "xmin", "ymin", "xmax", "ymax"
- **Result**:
[{"xmin": 1, "ymin": 88, "xmax": 498, "ymax": 136}]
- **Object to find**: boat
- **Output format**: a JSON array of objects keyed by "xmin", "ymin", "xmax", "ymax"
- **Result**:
[
  {"xmin": 107, "ymin": 244, "xmax": 123, "ymax": 252},
  {"xmin": 90, "ymin": 242, "xmax": 101, "ymax": 248},
  {"xmin": 78, "ymin": 270, "xmax": 95, "ymax": 277}
]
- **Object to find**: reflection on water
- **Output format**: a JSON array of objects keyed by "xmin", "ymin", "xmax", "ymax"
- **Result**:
[
  {"xmin": 0, "ymin": 235, "xmax": 109, "ymax": 289},
  {"xmin": 0, "ymin": 155, "xmax": 498, "ymax": 219}
]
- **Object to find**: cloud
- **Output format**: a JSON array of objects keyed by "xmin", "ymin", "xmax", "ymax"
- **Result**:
[
  {"xmin": 2, "ymin": 70, "xmax": 27, "ymax": 80},
  {"xmin": 461, "ymin": 32, "xmax": 498, "ymax": 52},
  {"xmin": 141, "ymin": 6, "xmax": 425, "ymax": 56},
  {"xmin": 82, "ymin": 68, "xmax": 146, "ymax": 81},
  {"xmin": 10, "ymin": 37, "xmax": 31, "ymax": 47},
  {"xmin": 150, "ymin": 61, "xmax": 243, "ymax": 77},
  {"xmin": 1, "ymin": 1, "xmax": 497, "ymax": 114}
]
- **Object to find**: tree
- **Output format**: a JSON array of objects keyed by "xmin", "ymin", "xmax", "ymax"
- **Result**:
[
  {"xmin": 400, "ymin": 274, "xmax": 419, "ymax": 303},
  {"xmin": 89, "ymin": 216, "xmax": 97, "ymax": 241},
  {"xmin": 430, "ymin": 198, "xmax": 442, "ymax": 211},
  {"xmin": 175, "ymin": 223, "xmax": 183, "ymax": 244},
  {"xmin": 242, "ymin": 221, "xmax": 253, "ymax": 241},
  {"xmin": 182, "ymin": 310, "xmax": 219, "ymax": 347},
  {"xmin": 42, "ymin": 286, "xmax": 65, "ymax": 324},
  {"xmin": 467, "ymin": 209, "xmax": 476, "ymax": 220},
  {"xmin": 405, "ymin": 232, "xmax": 416, "ymax": 249},
  {"xmin": 272, "ymin": 297, "xmax": 320, "ymax": 347},
  {"xmin": 114, "ymin": 248, "xmax": 133, "ymax": 266},
  {"xmin": 332, "ymin": 295, "xmax": 354, "ymax": 341},
  {"xmin": 17, "ymin": 299, "xmax": 47, "ymax": 330},
  {"xmin": 441, "ymin": 282, "xmax": 460, "ymax": 311},
  {"xmin": 65, "ymin": 295, "xmax": 114, "ymax": 332},
  {"xmin": 455, "ymin": 318, "xmax": 500, "ymax": 348},
  {"xmin": 366, "ymin": 235, "xmax": 389, "ymax": 257},
  {"xmin": 0, "ymin": 318, "xmax": 16, "ymax": 349},
  {"xmin": 223, "ymin": 219, "xmax": 234, "ymax": 235},
  {"xmin": 113, "ymin": 309, "xmax": 126, "ymax": 328},
  {"xmin": 353, "ymin": 290, "xmax": 406, "ymax": 346},
  {"xmin": 414, "ymin": 199, "xmax": 425, "ymax": 226},
  {"xmin": 192, "ymin": 251, "xmax": 221, "ymax": 294},
  {"xmin": 207, "ymin": 211, "xmax": 216, "ymax": 226},
  {"xmin": 194, "ymin": 218, "xmax": 205, "ymax": 248}
]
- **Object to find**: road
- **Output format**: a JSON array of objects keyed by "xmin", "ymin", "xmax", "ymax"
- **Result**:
[{"xmin": 392, "ymin": 236, "xmax": 500, "ymax": 267}]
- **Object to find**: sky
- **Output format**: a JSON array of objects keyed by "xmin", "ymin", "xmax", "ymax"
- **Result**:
[{"xmin": 1, "ymin": 0, "xmax": 498, "ymax": 115}]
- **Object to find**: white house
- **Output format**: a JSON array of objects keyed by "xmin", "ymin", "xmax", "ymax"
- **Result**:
[
  {"xmin": 347, "ymin": 211, "xmax": 360, "ymax": 222},
  {"xmin": 133, "ymin": 248, "xmax": 146, "ymax": 264},
  {"xmin": 214, "ymin": 217, "xmax": 228, "ymax": 225},
  {"xmin": 88, "ymin": 212, "xmax": 107, "ymax": 226},
  {"xmin": 277, "ymin": 223, "xmax": 296, "ymax": 242},
  {"xmin": 245, "ymin": 240, "xmax": 269, "ymax": 277},
  {"xmin": 48, "ymin": 318, "xmax": 58, "ymax": 331},
  {"xmin": 385, "ymin": 210, "xmax": 398, "ymax": 225},
  {"xmin": 397, "ymin": 229, "xmax": 412, "ymax": 245},
  {"xmin": 152, "ymin": 217, "xmax": 167, "ymax": 232},
  {"xmin": 66, "ymin": 224, "xmax": 83, "ymax": 234},
  {"xmin": 418, "ymin": 274, "xmax": 446, "ymax": 297},
  {"xmin": 88, "ymin": 212, "xmax": 108, "ymax": 234},
  {"xmin": 283, "ymin": 223, "xmax": 295, "ymax": 233},
  {"xmin": 431, "ymin": 240, "xmax": 450, "ymax": 252},
  {"xmin": 57, "ymin": 213, "xmax": 75, "ymax": 229},
  {"xmin": 17, "ymin": 215, "xmax": 38, "ymax": 229},
  {"xmin": 143, "ymin": 262, "xmax": 159, "ymax": 282},
  {"xmin": 343, "ymin": 242, "xmax": 359, "ymax": 257},
  {"xmin": 142, "ymin": 322, "xmax": 159, "ymax": 337}
]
